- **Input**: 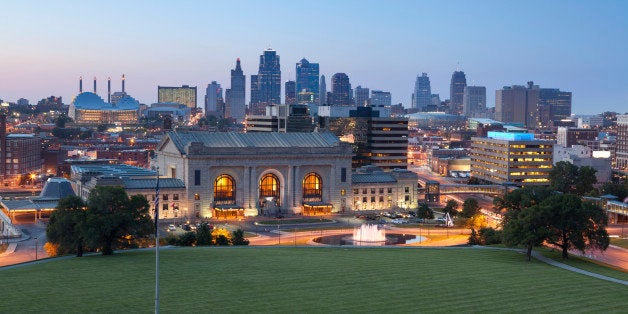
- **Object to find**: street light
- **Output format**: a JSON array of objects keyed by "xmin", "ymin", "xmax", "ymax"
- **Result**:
[{"xmin": 34, "ymin": 236, "xmax": 38, "ymax": 260}]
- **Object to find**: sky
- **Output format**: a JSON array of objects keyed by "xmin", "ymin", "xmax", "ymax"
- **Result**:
[{"xmin": 1, "ymin": 0, "xmax": 627, "ymax": 114}]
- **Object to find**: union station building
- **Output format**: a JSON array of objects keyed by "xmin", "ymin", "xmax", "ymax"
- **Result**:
[{"xmin": 154, "ymin": 132, "xmax": 354, "ymax": 218}]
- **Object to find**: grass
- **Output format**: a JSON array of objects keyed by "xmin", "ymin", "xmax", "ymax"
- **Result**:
[
  {"xmin": 1, "ymin": 247, "xmax": 627, "ymax": 313},
  {"xmin": 611, "ymin": 237, "xmax": 628, "ymax": 249},
  {"xmin": 255, "ymin": 218, "xmax": 333, "ymax": 225},
  {"xmin": 538, "ymin": 248, "xmax": 628, "ymax": 280}
]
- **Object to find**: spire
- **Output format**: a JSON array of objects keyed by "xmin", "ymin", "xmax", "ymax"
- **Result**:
[
  {"xmin": 107, "ymin": 77, "xmax": 111, "ymax": 103},
  {"xmin": 79, "ymin": 76, "xmax": 83, "ymax": 93},
  {"xmin": 235, "ymin": 58, "xmax": 242, "ymax": 71},
  {"xmin": 93, "ymin": 76, "xmax": 97, "ymax": 94},
  {"xmin": 122, "ymin": 74, "xmax": 126, "ymax": 93}
]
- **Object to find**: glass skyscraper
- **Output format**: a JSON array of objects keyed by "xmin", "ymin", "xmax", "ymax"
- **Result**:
[
  {"xmin": 450, "ymin": 71, "xmax": 467, "ymax": 115},
  {"xmin": 413, "ymin": 73, "xmax": 431, "ymax": 111},
  {"xmin": 228, "ymin": 58, "xmax": 246, "ymax": 122},
  {"xmin": 331, "ymin": 73, "xmax": 352, "ymax": 106},
  {"xmin": 251, "ymin": 48, "xmax": 281, "ymax": 115},
  {"xmin": 296, "ymin": 58, "xmax": 319, "ymax": 104}
]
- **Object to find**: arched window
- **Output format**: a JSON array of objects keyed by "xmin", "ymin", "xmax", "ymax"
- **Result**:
[
  {"xmin": 214, "ymin": 174, "xmax": 235, "ymax": 205},
  {"xmin": 302, "ymin": 172, "xmax": 322, "ymax": 200},
  {"xmin": 259, "ymin": 173, "xmax": 280, "ymax": 200}
]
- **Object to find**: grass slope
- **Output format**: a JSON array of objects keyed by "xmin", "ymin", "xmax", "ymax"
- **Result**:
[{"xmin": 2, "ymin": 247, "xmax": 627, "ymax": 313}]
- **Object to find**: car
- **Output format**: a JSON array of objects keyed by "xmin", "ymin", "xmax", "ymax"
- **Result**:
[
  {"xmin": 167, "ymin": 224, "xmax": 176, "ymax": 232},
  {"xmin": 182, "ymin": 224, "xmax": 191, "ymax": 231},
  {"xmin": 435, "ymin": 217, "xmax": 446, "ymax": 223}
]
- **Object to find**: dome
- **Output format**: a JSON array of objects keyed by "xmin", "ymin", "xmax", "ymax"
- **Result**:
[
  {"xmin": 72, "ymin": 92, "xmax": 106, "ymax": 109},
  {"xmin": 115, "ymin": 96, "xmax": 140, "ymax": 110},
  {"xmin": 37, "ymin": 177, "xmax": 76, "ymax": 200}
]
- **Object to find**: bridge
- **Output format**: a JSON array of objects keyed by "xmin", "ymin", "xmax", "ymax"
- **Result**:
[{"xmin": 419, "ymin": 181, "xmax": 517, "ymax": 202}]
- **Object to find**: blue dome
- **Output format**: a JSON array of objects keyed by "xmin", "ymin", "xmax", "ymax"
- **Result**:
[
  {"xmin": 115, "ymin": 96, "xmax": 140, "ymax": 110},
  {"xmin": 72, "ymin": 92, "xmax": 106, "ymax": 109}
]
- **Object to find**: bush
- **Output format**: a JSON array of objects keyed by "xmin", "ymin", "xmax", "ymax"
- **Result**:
[
  {"xmin": 44, "ymin": 242, "xmax": 61, "ymax": 257},
  {"xmin": 478, "ymin": 227, "xmax": 502, "ymax": 245},
  {"xmin": 196, "ymin": 223, "xmax": 213, "ymax": 246},
  {"xmin": 176, "ymin": 232, "xmax": 197, "ymax": 246},
  {"xmin": 216, "ymin": 235, "xmax": 230, "ymax": 246},
  {"xmin": 232, "ymin": 229, "xmax": 249, "ymax": 246},
  {"xmin": 468, "ymin": 229, "xmax": 481, "ymax": 245}
]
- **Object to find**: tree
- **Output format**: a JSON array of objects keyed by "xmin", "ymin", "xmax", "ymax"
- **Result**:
[
  {"xmin": 468, "ymin": 229, "xmax": 481, "ymax": 245},
  {"xmin": 83, "ymin": 186, "xmax": 154, "ymax": 255},
  {"xmin": 196, "ymin": 223, "xmax": 213, "ymax": 246},
  {"xmin": 575, "ymin": 166, "xmax": 597, "ymax": 196},
  {"xmin": 493, "ymin": 186, "xmax": 553, "ymax": 219},
  {"xmin": 416, "ymin": 203, "xmax": 434, "ymax": 220},
  {"xmin": 542, "ymin": 194, "xmax": 609, "ymax": 259},
  {"xmin": 502, "ymin": 204, "xmax": 551, "ymax": 261},
  {"xmin": 549, "ymin": 161, "xmax": 597, "ymax": 196},
  {"xmin": 54, "ymin": 114, "xmax": 72, "ymax": 128},
  {"xmin": 232, "ymin": 229, "xmax": 249, "ymax": 246},
  {"xmin": 465, "ymin": 214, "xmax": 488, "ymax": 230},
  {"xmin": 461, "ymin": 198, "xmax": 481, "ymax": 218},
  {"xmin": 46, "ymin": 196, "xmax": 88, "ymax": 257},
  {"xmin": 442, "ymin": 199, "xmax": 459, "ymax": 217},
  {"xmin": 600, "ymin": 182, "xmax": 628, "ymax": 200}
]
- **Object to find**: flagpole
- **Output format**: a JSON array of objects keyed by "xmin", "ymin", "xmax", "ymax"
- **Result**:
[{"xmin": 154, "ymin": 166, "xmax": 160, "ymax": 314}]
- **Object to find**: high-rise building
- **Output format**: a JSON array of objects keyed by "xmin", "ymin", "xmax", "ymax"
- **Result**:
[
  {"xmin": 296, "ymin": 58, "xmax": 319, "ymax": 104},
  {"xmin": 0, "ymin": 114, "xmax": 42, "ymax": 186},
  {"xmin": 331, "ymin": 73, "xmax": 352, "ymax": 106},
  {"xmin": 495, "ymin": 81, "xmax": 539, "ymax": 128},
  {"xmin": 285, "ymin": 80, "xmax": 296, "ymax": 105},
  {"xmin": 354, "ymin": 86, "xmax": 370, "ymax": 107},
  {"xmin": 617, "ymin": 115, "xmax": 628, "ymax": 171},
  {"xmin": 158, "ymin": 85, "xmax": 197, "ymax": 109},
  {"xmin": 450, "ymin": 71, "xmax": 467, "ymax": 115},
  {"xmin": 371, "ymin": 90, "xmax": 391, "ymax": 107},
  {"xmin": 250, "ymin": 74, "xmax": 259, "ymax": 112},
  {"xmin": 250, "ymin": 48, "xmax": 281, "ymax": 115},
  {"xmin": 228, "ymin": 58, "xmax": 246, "ymax": 122},
  {"xmin": 413, "ymin": 73, "xmax": 431, "ymax": 111},
  {"xmin": 319, "ymin": 75, "xmax": 327, "ymax": 105},
  {"xmin": 205, "ymin": 81, "xmax": 223, "ymax": 116},
  {"xmin": 463, "ymin": 86, "xmax": 486, "ymax": 117},
  {"xmin": 538, "ymin": 88, "xmax": 572, "ymax": 126},
  {"xmin": 471, "ymin": 132, "xmax": 553, "ymax": 187}
]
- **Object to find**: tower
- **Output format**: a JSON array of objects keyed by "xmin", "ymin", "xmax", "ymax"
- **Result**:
[
  {"xmin": 122, "ymin": 74, "xmax": 126, "ymax": 94},
  {"xmin": 413, "ymin": 73, "xmax": 431, "ymax": 111},
  {"xmin": 330, "ymin": 73, "xmax": 352, "ymax": 106},
  {"xmin": 107, "ymin": 77, "xmax": 111, "ymax": 103},
  {"xmin": 319, "ymin": 75, "xmax": 327, "ymax": 106},
  {"xmin": 450, "ymin": 71, "xmax": 467, "ymax": 115},
  {"xmin": 93, "ymin": 77, "xmax": 97, "ymax": 94},
  {"xmin": 251, "ymin": 48, "xmax": 281, "ymax": 115},
  {"xmin": 228, "ymin": 58, "xmax": 246, "ymax": 122},
  {"xmin": 79, "ymin": 76, "xmax": 83, "ymax": 93},
  {"xmin": 295, "ymin": 58, "xmax": 319, "ymax": 104}
]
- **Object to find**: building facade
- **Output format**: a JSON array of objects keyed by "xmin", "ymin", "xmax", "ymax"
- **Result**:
[
  {"xmin": 284, "ymin": 80, "xmax": 296, "ymax": 105},
  {"xmin": 154, "ymin": 132, "xmax": 353, "ymax": 218},
  {"xmin": 330, "ymin": 73, "xmax": 353, "ymax": 106},
  {"xmin": 69, "ymin": 92, "xmax": 139, "ymax": 125},
  {"xmin": 495, "ymin": 82, "xmax": 539, "ymax": 128},
  {"xmin": 538, "ymin": 88, "xmax": 572, "ymax": 126},
  {"xmin": 319, "ymin": 75, "xmax": 327, "ymax": 105},
  {"xmin": 371, "ymin": 90, "xmax": 391, "ymax": 107},
  {"xmin": 204, "ymin": 81, "xmax": 223, "ymax": 116},
  {"xmin": 250, "ymin": 49, "xmax": 281, "ymax": 115},
  {"xmin": 158, "ymin": 85, "xmax": 197, "ymax": 109},
  {"xmin": 471, "ymin": 132, "xmax": 553, "ymax": 186},
  {"xmin": 617, "ymin": 115, "xmax": 628, "ymax": 172},
  {"xmin": 351, "ymin": 166, "xmax": 418, "ymax": 211},
  {"xmin": 228, "ymin": 59, "xmax": 246, "ymax": 122},
  {"xmin": 463, "ymin": 86, "xmax": 486, "ymax": 117},
  {"xmin": 354, "ymin": 86, "xmax": 370, "ymax": 107},
  {"xmin": 0, "ymin": 115, "xmax": 42, "ymax": 186}
]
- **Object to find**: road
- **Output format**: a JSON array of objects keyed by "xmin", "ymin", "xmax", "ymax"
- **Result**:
[{"xmin": 0, "ymin": 223, "xmax": 48, "ymax": 267}]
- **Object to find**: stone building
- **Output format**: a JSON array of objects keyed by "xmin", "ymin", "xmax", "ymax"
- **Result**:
[
  {"xmin": 350, "ymin": 166, "xmax": 418, "ymax": 211},
  {"xmin": 154, "ymin": 132, "xmax": 353, "ymax": 218}
]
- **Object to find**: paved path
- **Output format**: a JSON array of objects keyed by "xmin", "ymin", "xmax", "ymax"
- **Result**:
[{"xmin": 530, "ymin": 250, "xmax": 628, "ymax": 286}]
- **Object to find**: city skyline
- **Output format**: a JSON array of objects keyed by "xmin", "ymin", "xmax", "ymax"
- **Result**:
[{"xmin": 1, "ymin": 0, "xmax": 627, "ymax": 114}]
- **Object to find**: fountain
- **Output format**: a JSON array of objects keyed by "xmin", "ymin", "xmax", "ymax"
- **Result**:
[{"xmin": 352, "ymin": 224, "xmax": 386, "ymax": 244}]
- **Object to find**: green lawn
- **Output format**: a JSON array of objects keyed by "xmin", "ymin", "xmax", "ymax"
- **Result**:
[
  {"xmin": 611, "ymin": 237, "xmax": 628, "ymax": 249},
  {"xmin": 1, "ymin": 247, "xmax": 627, "ymax": 313},
  {"xmin": 538, "ymin": 248, "xmax": 628, "ymax": 280}
]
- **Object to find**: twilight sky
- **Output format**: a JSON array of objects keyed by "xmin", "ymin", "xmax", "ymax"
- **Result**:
[{"xmin": 1, "ymin": 0, "xmax": 627, "ymax": 114}]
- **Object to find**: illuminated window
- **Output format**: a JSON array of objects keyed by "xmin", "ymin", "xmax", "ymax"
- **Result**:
[
  {"xmin": 214, "ymin": 174, "xmax": 235, "ymax": 204},
  {"xmin": 259, "ymin": 173, "xmax": 280, "ymax": 200},
  {"xmin": 303, "ymin": 172, "xmax": 323, "ymax": 200}
]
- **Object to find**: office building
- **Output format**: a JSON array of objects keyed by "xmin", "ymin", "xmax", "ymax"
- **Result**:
[
  {"xmin": 330, "ymin": 73, "xmax": 353, "ymax": 106},
  {"xmin": 354, "ymin": 86, "xmax": 370, "ymax": 107},
  {"xmin": 463, "ymin": 86, "xmax": 486, "ymax": 117},
  {"xmin": 413, "ymin": 73, "xmax": 431, "ymax": 111},
  {"xmin": 285, "ymin": 81, "xmax": 296, "ymax": 105},
  {"xmin": 371, "ymin": 90, "xmax": 391, "ymax": 107},
  {"xmin": 450, "ymin": 71, "xmax": 466, "ymax": 115},
  {"xmin": 0, "ymin": 114, "xmax": 42, "ymax": 186},
  {"xmin": 295, "ymin": 58, "xmax": 319, "ymax": 104},
  {"xmin": 471, "ymin": 132, "xmax": 553, "ymax": 186},
  {"xmin": 250, "ymin": 48, "xmax": 281, "ymax": 115},
  {"xmin": 556, "ymin": 127, "xmax": 598, "ymax": 147},
  {"xmin": 158, "ymin": 85, "xmax": 197, "ymax": 109},
  {"xmin": 204, "ymin": 81, "xmax": 223, "ymax": 116},
  {"xmin": 538, "ymin": 88, "xmax": 572, "ymax": 126},
  {"xmin": 319, "ymin": 75, "xmax": 327, "ymax": 105},
  {"xmin": 495, "ymin": 82, "xmax": 539, "ymax": 128},
  {"xmin": 227, "ymin": 58, "xmax": 246, "ymax": 122},
  {"xmin": 245, "ymin": 104, "xmax": 315, "ymax": 133},
  {"xmin": 351, "ymin": 166, "xmax": 418, "ymax": 211}
]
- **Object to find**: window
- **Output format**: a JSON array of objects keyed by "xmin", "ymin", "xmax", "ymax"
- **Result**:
[
  {"xmin": 404, "ymin": 195, "xmax": 410, "ymax": 202},
  {"xmin": 259, "ymin": 173, "xmax": 280, "ymax": 202},
  {"xmin": 353, "ymin": 189, "xmax": 359, "ymax": 195},
  {"xmin": 362, "ymin": 188, "xmax": 367, "ymax": 194},
  {"xmin": 303, "ymin": 172, "xmax": 323, "ymax": 200},
  {"xmin": 371, "ymin": 188, "xmax": 375, "ymax": 194},
  {"xmin": 379, "ymin": 188, "xmax": 384, "ymax": 194},
  {"xmin": 387, "ymin": 188, "xmax": 392, "ymax": 193},
  {"xmin": 173, "ymin": 194, "xmax": 179, "ymax": 201},
  {"xmin": 362, "ymin": 197, "xmax": 367, "ymax": 203},
  {"xmin": 341, "ymin": 189, "xmax": 346, "ymax": 196},
  {"xmin": 404, "ymin": 187, "xmax": 410, "ymax": 193},
  {"xmin": 170, "ymin": 167, "xmax": 176, "ymax": 178},
  {"xmin": 214, "ymin": 174, "xmax": 236, "ymax": 205},
  {"xmin": 194, "ymin": 193, "xmax": 200, "ymax": 200},
  {"xmin": 379, "ymin": 196, "xmax": 384, "ymax": 203},
  {"xmin": 162, "ymin": 194, "xmax": 169, "ymax": 201},
  {"xmin": 162, "ymin": 203, "xmax": 168, "ymax": 211},
  {"xmin": 341, "ymin": 168, "xmax": 347, "ymax": 182},
  {"xmin": 371, "ymin": 196, "xmax": 375, "ymax": 203},
  {"xmin": 194, "ymin": 170, "xmax": 201, "ymax": 186}
]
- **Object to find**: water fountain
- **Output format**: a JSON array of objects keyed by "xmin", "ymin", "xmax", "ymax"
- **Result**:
[
  {"xmin": 312, "ymin": 223, "xmax": 425, "ymax": 246},
  {"xmin": 351, "ymin": 224, "xmax": 386, "ymax": 245}
]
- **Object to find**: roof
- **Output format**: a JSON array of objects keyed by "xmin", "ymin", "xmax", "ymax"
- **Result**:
[
  {"xmin": 123, "ymin": 178, "xmax": 185, "ymax": 190},
  {"xmin": 166, "ymin": 131, "xmax": 341, "ymax": 153},
  {"xmin": 72, "ymin": 92, "xmax": 139, "ymax": 110},
  {"xmin": 0, "ymin": 199, "xmax": 59, "ymax": 211},
  {"xmin": 351, "ymin": 173, "xmax": 397, "ymax": 184},
  {"xmin": 71, "ymin": 164, "xmax": 156, "ymax": 178}
]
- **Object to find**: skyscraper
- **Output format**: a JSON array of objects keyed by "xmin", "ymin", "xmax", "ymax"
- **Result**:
[
  {"xmin": 250, "ymin": 74, "xmax": 259, "ymax": 111},
  {"xmin": 228, "ymin": 58, "xmax": 246, "ymax": 122},
  {"xmin": 319, "ymin": 75, "xmax": 327, "ymax": 105},
  {"xmin": 495, "ymin": 81, "xmax": 539, "ymax": 128},
  {"xmin": 463, "ymin": 86, "xmax": 486, "ymax": 117},
  {"xmin": 413, "ymin": 73, "xmax": 431, "ymax": 111},
  {"xmin": 330, "ymin": 73, "xmax": 352, "ymax": 106},
  {"xmin": 251, "ymin": 48, "xmax": 281, "ymax": 115},
  {"xmin": 205, "ymin": 81, "xmax": 223, "ymax": 116},
  {"xmin": 538, "ymin": 88, "xmax": 572, "ymax": 126},
  {"xmin": 158, "ymin": 85, "xmax": 197, "ymax": 109},
  {"xmin": 296, "ymin": 58, "xmax": 319, "ymax": 104},
  {"xmin": 354, "ymin": 85, "xmax": 370, "ymax": 107},
  {"xmin": 285, "ymin": 80, "xmax": 296, "ymax": 105},
  {"xmin": 450, "ymin": 71, "xmax": 467, "ymax": 115}
]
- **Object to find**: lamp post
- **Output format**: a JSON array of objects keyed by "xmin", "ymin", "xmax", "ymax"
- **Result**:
[{"xmin": 34, "ymin": 236, "xmax": 38, "ymax": 260}]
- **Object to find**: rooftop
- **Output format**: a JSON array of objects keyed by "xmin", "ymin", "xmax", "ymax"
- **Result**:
[{"xmin": 71, "ymin": 164, "xmax": 156, "ymax": 178}]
